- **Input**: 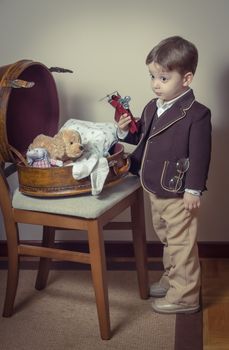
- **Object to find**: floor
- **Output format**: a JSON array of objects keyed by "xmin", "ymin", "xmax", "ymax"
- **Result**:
[
  {"xmin": 202, "ymin": 259, "xmax": 229, "ymax": 349},
  {"xmin": 1, "ymin": 257, "xmax": 229, "ymax": 348}
]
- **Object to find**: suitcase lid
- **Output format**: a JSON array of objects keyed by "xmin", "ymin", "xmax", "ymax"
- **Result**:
[{"xmin": 0, "ymin": 60, "xmax": 59, "ymax": 163}]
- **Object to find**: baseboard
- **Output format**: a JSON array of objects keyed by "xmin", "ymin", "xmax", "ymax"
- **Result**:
[{"xmin": 1, "ymin": 240, "xmax": 229, "ymax": 264}]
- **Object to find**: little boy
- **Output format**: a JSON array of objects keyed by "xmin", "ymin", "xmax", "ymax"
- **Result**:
[{"xmin": 117, "ymin": 36, "xmax": 211, "ymax": 314}]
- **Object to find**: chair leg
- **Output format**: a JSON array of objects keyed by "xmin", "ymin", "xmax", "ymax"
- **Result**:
[
  {"xmin": 35, "ymin": 226, "xmax": 55, "ymax": 290},
  {"xmin": 131, "ymin": 187, "xmax": 149, "ymax": 299},
  {"xmin": 3, "ymin": 222, "xmax": 19, "ymax": 317},
  {"xmin": 88, "ymin": 220, "xmax": 111, "ymax": 340}
]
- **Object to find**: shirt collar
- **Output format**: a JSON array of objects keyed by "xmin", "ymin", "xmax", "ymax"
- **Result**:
[{"xmin": 156, "ymin": 88, "xmax": 191, "ymax": 109}]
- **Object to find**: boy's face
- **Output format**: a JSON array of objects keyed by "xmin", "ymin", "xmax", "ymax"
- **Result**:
[{"xmin": 148, "ymin": 62, "xmax": 193, "ymax": 101}]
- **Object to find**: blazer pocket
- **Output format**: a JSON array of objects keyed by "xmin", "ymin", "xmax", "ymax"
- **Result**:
[{"xmin": 160, "ymin": 160, "xmax": 186, "ymax": 193}]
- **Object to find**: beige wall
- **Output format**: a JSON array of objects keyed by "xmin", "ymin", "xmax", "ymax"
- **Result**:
[{"xmin": 0, "ymin": 0, "xmax": 228, "ymax": 241}]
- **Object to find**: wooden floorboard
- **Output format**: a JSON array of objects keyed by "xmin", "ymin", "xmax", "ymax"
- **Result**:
[{"xmin": 202, "ymin": 259, "xmax": 229, "ymax": 349}]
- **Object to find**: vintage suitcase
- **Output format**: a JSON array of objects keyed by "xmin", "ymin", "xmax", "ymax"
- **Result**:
[{"xmin": 0, "ymin": 59, "xmax": 130, "ymax": 197}]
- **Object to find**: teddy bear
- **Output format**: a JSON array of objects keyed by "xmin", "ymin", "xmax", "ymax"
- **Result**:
[{"xmin": 28, "ymin": 129, "xmax": 84, "ymax": 163}]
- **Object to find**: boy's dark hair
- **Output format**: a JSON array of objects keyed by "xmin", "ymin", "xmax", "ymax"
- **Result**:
[{"xmin": 145, "ymin": 36, "xmax": 198, "ymax": 75}]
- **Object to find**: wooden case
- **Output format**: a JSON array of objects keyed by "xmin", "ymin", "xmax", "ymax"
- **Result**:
[{"xmin": 0, "ymin": 60, "xmax": 130, "ymax": 197}]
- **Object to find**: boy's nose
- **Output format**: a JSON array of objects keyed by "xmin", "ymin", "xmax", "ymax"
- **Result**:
[{"xmin": 152, "ymin": 79, "xmax": 160, "ymax": 89}]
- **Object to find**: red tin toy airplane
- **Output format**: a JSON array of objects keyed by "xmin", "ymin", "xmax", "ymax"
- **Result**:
[{"xmin": 100, "ymin": 91, "xmax": 138, "ymax": 134}]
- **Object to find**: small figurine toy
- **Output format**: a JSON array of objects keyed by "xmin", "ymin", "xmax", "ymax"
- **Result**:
[
  {"xmin": 26, "ymin": 148, "xmax": 52, "ymax": 168},
  {"xmin": 26, "ymin": 147, "xmax": 64, "ymax": 168},
  {"xmin": 100, "ymin": 91, "xmax": 138, "ymax": 134}
]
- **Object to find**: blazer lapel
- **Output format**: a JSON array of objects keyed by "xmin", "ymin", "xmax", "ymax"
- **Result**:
[
  {"xmin": 143, "ymin": 99, "xmax": 157, "ymax": 129},
  {"xmin": 149, "ymin": 89, "xmax": 196, "ymax": 137}
]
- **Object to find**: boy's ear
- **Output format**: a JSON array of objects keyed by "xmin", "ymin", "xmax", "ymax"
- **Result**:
[{"xmin": 183, "ymin": 72, "xmax": 193, "ymax": 86}]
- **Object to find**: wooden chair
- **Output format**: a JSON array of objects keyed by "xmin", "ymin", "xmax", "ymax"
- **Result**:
[{"xmin": 0, "ymin": 164, "xmax": 149, "ymax": 340}]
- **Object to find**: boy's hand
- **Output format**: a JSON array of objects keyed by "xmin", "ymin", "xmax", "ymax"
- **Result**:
[
  {"xmin": 118, "ymin": 113, "xmax": 132, "ymax": 132},
  {"xmin": 183, "ymin": 192, "xmax": 200, "ymax": 211}
]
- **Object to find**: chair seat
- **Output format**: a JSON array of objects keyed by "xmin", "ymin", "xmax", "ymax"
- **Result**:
[{"xmin": 12, "ymin": 175, "xmax": 141, "ymax": 219}]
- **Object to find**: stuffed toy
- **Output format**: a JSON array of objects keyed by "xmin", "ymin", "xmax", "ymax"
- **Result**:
[
  {"xmin": 26, "ymin": 147, "xmax": 64, "ymax": 168},
  {"xmin": 28, "ymin": 129, "xmax": 84, "ymax": 163},
  {"xmin": 26, "ymin": 148, "xmax": 51, "ymax": 168}
]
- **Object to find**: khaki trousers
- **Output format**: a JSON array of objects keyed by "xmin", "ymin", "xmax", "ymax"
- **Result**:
[{"xmin": 149, "ymin": 192, "xmax": 200, "ymax": 306}]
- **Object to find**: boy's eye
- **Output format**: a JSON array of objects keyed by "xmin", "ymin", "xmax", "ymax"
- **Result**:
[
  {"xmin": 160, "ymin": 76, "xmax": 168, "ymax": 82},
  {"xmin": 150, "ymin": 74, "xmax": 155, "ymax": 79}
]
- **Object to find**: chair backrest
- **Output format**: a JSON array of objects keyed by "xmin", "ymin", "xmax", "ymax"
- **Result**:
[{"xmin": 0, "ymin": 162, "xmax": 17, "ymax": 225}]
